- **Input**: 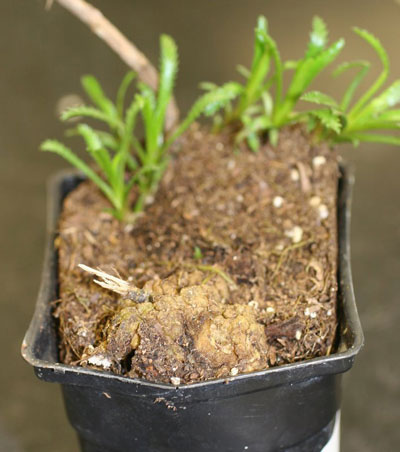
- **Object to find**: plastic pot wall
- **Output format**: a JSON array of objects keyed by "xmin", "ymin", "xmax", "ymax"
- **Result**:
[{"xmin": 22, "ymin": 166, "xmax": 363, "ymax": 452}]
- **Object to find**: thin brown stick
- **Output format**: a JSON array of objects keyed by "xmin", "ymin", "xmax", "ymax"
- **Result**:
[{"xmin": 51, "ymin": 0, "xmax": 179, "ymax": 130}]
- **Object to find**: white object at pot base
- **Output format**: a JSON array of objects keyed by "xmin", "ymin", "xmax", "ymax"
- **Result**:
[{"xmin": 321, "ymin": 411, "xmax": 340, "ymax": 452}]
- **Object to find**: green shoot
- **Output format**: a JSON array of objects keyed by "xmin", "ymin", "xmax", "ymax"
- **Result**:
[
  {"xmin": 42, "ymin": 90, "xmax": 142, "ymax": 220},
  {"xmin": 194, "ymin": 246, "xmax": 203, "ymax": 260},
  {"xmin": 206, "ymin": 16, "xmax": 344, "ymax": 149},
  {"xmin": 207, "ymin": 16, "xmax": 400, "ymax": 150},
  {"xmin": 42, "ymin": 34, "xmax": 237, "ymax": 221},
  {"xmin": 234, "ymin": 16, "xmax": 273, "ymax": 119},
  {"xmin": 302, "ymin": 28, "xmax": 400, "ymax": 146}
]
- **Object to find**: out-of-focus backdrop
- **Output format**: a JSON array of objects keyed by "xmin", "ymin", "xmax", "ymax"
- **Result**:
[{"xmin": 1, "ymin": 1, "xmax": 399, "ymax": 451}]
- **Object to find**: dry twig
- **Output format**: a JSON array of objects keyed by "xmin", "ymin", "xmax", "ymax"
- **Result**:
[{"xmin": 49, "ymin": 0, "xmax": 179, "ymax": 130}]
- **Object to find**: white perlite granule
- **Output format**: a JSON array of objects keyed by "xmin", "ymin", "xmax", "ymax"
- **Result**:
[
  {"xmin": 273, "ymin": 196, "xmax": 284, "ymax": 208},
  {"xmin": 285, "ymin": 226, "xmax": 303, "ymax": 243},
  {"xmin": 170, "ymin": 377, "xmax": 181, "ymax": 386}
]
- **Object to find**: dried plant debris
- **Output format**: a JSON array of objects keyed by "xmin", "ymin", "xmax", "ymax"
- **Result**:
[
  {"xmin": 78, "ymin": 268, "xmax": 268, "ymax": 382},
  {"xmin": 55, "ymin": 125, "xmax": 338, "ymax": 384}
]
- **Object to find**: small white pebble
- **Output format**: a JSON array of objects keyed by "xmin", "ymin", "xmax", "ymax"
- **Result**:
[
  {"xmin": 318, "ymin": 204, "xmax": 329, "ymax": 219},
  {"xmin": 216, "ymin": 142, "xmax": 224, "ymax": 151},
  {"xmin": 236, "ymin": 194, "xmax": 244, "ymax": 202},
  {"xmin": 310, "ymin": 312, "xmax": 317, "ymax": 319},
  {"xmin": 295, "ymin": 330, "xmax": 302, "ymax": 340},
  {"xmin": 227, "ymin": 159, "xmax": 236, "ymax": 170},
  {"xmin": 230, "ymin": 367, "xmax": 239, "ymax": 376},
  {"xmin": 248, "ymin": 300, "xmax": 259, "ymax": 309},
  {"xmin": 304, "ymin": 307, "xmax": 310, "ymax": 316},
  {"xmin": 309, "ymin": 196, "xmax": 321, "ymax": 207},
  {"xmin": 230, "ymin": 233, "xmax": 237, "ymax": 240},
  {"xmin": 244, "ymin": 447, "xmax": 249, "ymax": 450},
  {"xmin": 88, "ymin": 355, "xmax": 112, "ymax": 370},
  {"xmin": 145, "ymin": 195, "xmax": 155, "ymax": 205},
  {"xmin": 273, "ymin": 196, "xmax": 284, "ymax": 208},
  {"xmin": 327, "ymin": 309, "xmax": 332, "ymax": 316},
  {"xmin": 266, "ymin": 306, "xmax": 275, "ymax": 314},
  {"xmin": 124, "ymin": 223, "xmax": 134, "ymax": 233},
  {"xmin": 313, "ymin": 156, "xmax": 327, "ymax": 168},
  {"xmin": 285, "ymin": 226, "xmax": 303, "ymax": 243},
  {"xmin": 275, "ymin": 243, "xmax": 284, "ymax": 251},
  {"xmin": 170, "ymin": 377, "xmax": 181, "ymax": 386},
  {"xmin": 290, "ymin": 169, "xmax": 300, "ymax": 181}
]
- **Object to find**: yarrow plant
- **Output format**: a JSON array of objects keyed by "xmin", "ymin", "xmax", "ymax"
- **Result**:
[
  {"xmin": 206, "ymin": 15, "xmax": 400, "ymax": 150},
  {"xmin": 42, "ymin": 17, "xmax": 400, "ymax": 221},
  {"xmin": 42, "ymin": 35, "xmax": 238, "ymax": 220},
  {"xmin": 302, "ymin": 27, "xmax": 400, "ymax": 146}
]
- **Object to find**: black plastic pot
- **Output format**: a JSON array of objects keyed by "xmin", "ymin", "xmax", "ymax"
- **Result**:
[{"xmin": 22, "ymin": 166, "xmax": 363, "ymax": 452}]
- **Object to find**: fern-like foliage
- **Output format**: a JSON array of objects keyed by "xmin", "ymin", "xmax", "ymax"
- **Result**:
[
  {"xmin": 42, "ymin": 20, "xmax": 400, "ymax": 219},
  {"xmin": 42, "ymin": 35, "xmax": 236, "ymax": 220},
  {"xmin": 204, "ymin": 16, "xmax": 344, "ymax": 148},
  {"xmin": 301, "ymin": 28, "xmax": 400, "ymax": 145},
  {"xmin": 207, "ymin": 16, "xmax": 400, "ymax": 149}
]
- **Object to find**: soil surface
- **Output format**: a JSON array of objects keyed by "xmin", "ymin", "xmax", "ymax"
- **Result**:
[{"xmin": 55, "ymin": 124, "xmax": 339, "ymax": 384}]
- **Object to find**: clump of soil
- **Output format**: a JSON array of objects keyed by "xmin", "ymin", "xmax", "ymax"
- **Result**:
[{"xmin": 55, "ymin": 124, "xmax": 339, "ymax": 384}]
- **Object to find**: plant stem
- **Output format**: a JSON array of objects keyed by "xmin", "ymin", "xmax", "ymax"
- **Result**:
[{"xmin": 133, "ymin": 191, "xmax": 147, "ymax": 213}]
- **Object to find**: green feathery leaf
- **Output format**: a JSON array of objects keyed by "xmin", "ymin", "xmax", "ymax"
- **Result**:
[
  {"xmin": 307, "ymin": 16, "xmax": 328, "ymax": 57},
  {"xmin": 154, "ymin": 35, "xmax": 179, "ymax": 146},
  {"xmin": 116, "ymin": 71, "xmax": 136, "ymax": 118},
  {"xmin": 165, "ymin": 82, "xmax": 242, "ymax": 150},
  {"xmin": 358, "ymin": 79, "xmax": 400, "ymax": 117},
  {"xmin": 236, "ymin": 16, "xmax": 271, "ymax": 116},
  {"xmin": 339, "ymin": 132, "xmax": 400, "ymax": 146},
  {"xmin": 333, "ymin": 61, "xmax": 370, "ymax": 111},
  {"xmin": 75, "ymin": 124, "xmax": 113, "ymax": 180},
  {"xmin": 308, "ymin": 109, "xmax": 342, "ymax": 134},
  {"xmin": 301, "ymin": 91, "xmax": 340, "ymax": 109},
  {"xmin": 348, "ymin": 28, "xmax": 389, "ymax": 118},
  {"xmin": 61, "ymin": 106, "xmax": 123, "ymax": 131},
  {"xmin": 274, "ymin": 38, "xmax": 345, "ymax": 126},
  {"xmin": 41, "ymin": 139, "xmax": 116, "ymax": 206},
  {"xmin": 81, "ymin": 75, "xmax": 117, "ymax": 118}
]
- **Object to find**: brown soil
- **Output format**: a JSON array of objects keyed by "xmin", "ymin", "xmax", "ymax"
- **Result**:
[{"xmin": 54, "ymin": 124, "xmax": 339, "ymax": 384}]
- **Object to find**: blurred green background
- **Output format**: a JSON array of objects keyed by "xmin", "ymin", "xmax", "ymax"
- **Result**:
[{"xmin": 1, "ymin": 1, "xmax": 399, "ymax": 450}]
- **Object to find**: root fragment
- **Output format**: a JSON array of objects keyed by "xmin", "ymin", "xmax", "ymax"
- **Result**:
[{"xmin": 78, "ymin": 264, "xmax": 152, "ymax": 303}]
